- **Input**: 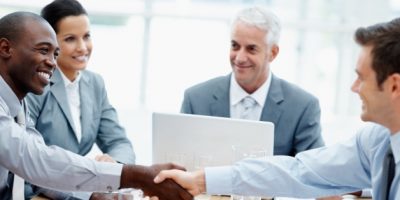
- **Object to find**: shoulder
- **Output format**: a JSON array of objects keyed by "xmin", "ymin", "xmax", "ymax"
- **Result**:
[
  {"xmin": 356, "ymin": 122, "xmax": 390, "ymax": 147},
  {"xmin": 273, "ymin": 75, "xmax": 318, "ymax": 103},
  {"xmin": 25, "ymin": 85, "xmax": 51, "ymax": 104},
  {"xmin": 81, "ymin": 70, "xmax": 104, "ymax": 81},
  {"xmin": 80, "ymin": 70, "xmax": 106, "ymax": 86}
]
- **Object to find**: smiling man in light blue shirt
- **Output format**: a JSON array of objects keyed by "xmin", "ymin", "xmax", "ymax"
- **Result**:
[
  {"xmin": 0, "ymin": 11, "xmax": 192, "ymax": 200},
  {"xmin": 154, "ymin": 10, "xmax": 400, "ymax": 200}
]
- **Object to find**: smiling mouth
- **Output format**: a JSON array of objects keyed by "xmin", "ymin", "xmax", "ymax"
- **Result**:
[
  {"xmin": 73, "ymin": 55, "xmax": 88, "ymax": 62},
  {"xmin": 235, "ymin": 63, "xmax": 252, "ymax": 68},
  {"xmin": 37, "ymin": 71, "xmax": 51, "ymax": 84}
]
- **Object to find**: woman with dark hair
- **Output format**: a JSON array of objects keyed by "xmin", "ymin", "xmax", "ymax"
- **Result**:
[{"xmin": 26, "ymin": 0, "xmax": 135, "ymax": 199}]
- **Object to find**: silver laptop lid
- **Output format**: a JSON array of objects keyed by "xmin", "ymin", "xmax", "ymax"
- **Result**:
[{"xmin": 152, "ymin": 112, "xmax": 274, "ymax": 170}]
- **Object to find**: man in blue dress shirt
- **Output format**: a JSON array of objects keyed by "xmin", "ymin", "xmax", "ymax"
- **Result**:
[
  {"xmin": 154, "ymin": 10, "xmax": 400, "ymax": 200},
  {"xmin": 0, "ymin": 11, "xmax": 192, "ymax": 200}
]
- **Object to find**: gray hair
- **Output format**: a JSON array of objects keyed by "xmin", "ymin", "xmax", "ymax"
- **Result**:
[{"xmin": 232, "ymin": 6, "xmax": 281, "ymax": 46}]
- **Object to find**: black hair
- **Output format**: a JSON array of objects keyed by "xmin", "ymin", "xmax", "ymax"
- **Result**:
[
  {"xmin": 0, "ymin": 11, "xmax": 45, "ymax": 42},
  {"xmin": 355, "ymin": 18, "xmax": 400, "ymax": 87},
  {"xmin": 41, "ymin": 0, "xmax": 87, "ymax": 33}
]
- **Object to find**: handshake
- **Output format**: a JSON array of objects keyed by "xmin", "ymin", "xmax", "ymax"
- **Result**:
[{"xmin": 110, "ymin": 163, "xmax": 204, "ymax": 200}]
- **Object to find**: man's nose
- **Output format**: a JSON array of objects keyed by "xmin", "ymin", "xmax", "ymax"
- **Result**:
[
  {"xmin": 235, "ymin": 50, "xmax": 248, "ymax": 63},
  {"xmin": 46, "ymin": 56, "xmax": 57, "ymax": 70},
  {"xmin": 351, "ymin": 80, "xmax": 359, "ymax": 93}
]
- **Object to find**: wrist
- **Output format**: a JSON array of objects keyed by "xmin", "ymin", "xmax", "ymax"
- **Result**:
[
  {"xmin": 194, "ymin": 170, "xmax": 206, "ymax": 194},
  {"xmin": 120, "ymin": 165, "xmax": 149, "ymax": 189}
]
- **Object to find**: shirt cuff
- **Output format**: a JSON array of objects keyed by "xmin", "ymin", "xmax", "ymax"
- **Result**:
[
  {"xmin": 71, "ymin": 191, "xmax": 92, "ymax": 200},
  {"xmin": 204, "ymin": 166, "xmax": 233, "ymax": 195},
  {"xmin": 361, "ymin": 188, "xmax": 372, "ymax": 197},
  {"xmin": 78, "ymin": 162, "xmax": 123, "ymax": 192}
]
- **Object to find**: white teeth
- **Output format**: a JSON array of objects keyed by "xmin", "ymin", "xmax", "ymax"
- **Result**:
[
  {"xmin": 38, "ymin": 72, "xmax": 50, "ymax": 80},
  {"xmin": 74, "ymin": 56, "xmax": 87, "ymax": 62}
]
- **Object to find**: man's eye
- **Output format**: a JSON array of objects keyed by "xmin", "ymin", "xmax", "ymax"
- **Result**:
[
  {"xmin": 247, "ymin": 46, "xmax": 257, "ymax": 53},
  {"xmin": 231, "ymin": 43, "xmax": 239, "ymax": 50},
  {"xmin": 37, "ymin": 48, "xmax": 49, "ymax": 55},
  {"xmin": 84, "ymin": 33, "xmax": 91, "ymax": 40}
]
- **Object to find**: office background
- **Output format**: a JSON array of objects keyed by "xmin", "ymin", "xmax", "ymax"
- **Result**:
[{"xmin": 1, "ymin": 0, "xmax": 399, "ymax": 164}]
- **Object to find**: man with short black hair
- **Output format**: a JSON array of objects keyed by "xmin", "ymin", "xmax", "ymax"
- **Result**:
[{"xmin": 0, "ymin": 11, "xmax": 191, "ymax": 200}]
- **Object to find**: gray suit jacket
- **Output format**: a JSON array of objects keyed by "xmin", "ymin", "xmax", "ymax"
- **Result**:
[
  {"xmin": 25, "ymin": 68, "xmax": 135, "ymax": 199},
  {"xmin": 181, "ymin": 74, "xmax": 324, "ymax": 156}
]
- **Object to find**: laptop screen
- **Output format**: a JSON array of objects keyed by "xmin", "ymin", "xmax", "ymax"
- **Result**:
[{"xmin": 152, "ymin": 112, "xmax": 274, "ymax": 170}]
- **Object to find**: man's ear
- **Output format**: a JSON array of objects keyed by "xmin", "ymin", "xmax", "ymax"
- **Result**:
[
  {"xmin": 389, "ymin": 73, "xmax": 400, "ymax": 98},
  {"xmin": 0, "ymin": 38, "xmax": 12, "ymax": 59},
  {"xmin": 268, "ymin": 44, "xmax": 279, "ymax": 62}
]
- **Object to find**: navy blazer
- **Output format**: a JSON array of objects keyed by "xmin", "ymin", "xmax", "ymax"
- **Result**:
[{"xmin": 181, "ymin": 73, "xmax": 324, "ymax": 156}]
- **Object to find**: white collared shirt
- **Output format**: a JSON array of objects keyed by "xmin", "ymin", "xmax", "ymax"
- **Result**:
[
  {"xmin": 229, "ymin": 71, "xmax": 272, "ymax": 120},
  {"xmin": 60, "ymin": 70, "xmax": 82, "ymax": 143}
]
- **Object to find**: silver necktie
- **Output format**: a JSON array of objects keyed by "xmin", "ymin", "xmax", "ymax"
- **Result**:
[{"xmin": 240, "ymin": 96, "xmax": 257, "ymax": 120}]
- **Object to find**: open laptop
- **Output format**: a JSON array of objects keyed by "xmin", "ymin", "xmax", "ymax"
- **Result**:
[{"xmin": 152, "ymin": 112, "xmax": 274, "ymax": 170}]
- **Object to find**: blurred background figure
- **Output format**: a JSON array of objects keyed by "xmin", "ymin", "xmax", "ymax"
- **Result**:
[{"xmin": 180, "ymin": 6, "xmax": 324, "ymax": 156}]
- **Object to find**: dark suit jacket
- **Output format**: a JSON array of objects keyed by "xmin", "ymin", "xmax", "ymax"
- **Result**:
[{"xmin": 181, "ymin": 73, "xmax": 324, "ymax": 156}]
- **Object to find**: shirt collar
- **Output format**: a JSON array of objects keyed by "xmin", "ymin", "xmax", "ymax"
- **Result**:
[
  {"xmin": 60, "ymin": 69, "xmax": 81, "ymax": 88},
  {"xmin": 230, "ymin": 70, "xmax": 272, "ymax": 107},
  {"xmin": 390, "ymin": 131, "xmax": 400, "ymax": 164},
  {"xmin": 0, "ymin": 75, "xmax": 23, "ymax": 118}
]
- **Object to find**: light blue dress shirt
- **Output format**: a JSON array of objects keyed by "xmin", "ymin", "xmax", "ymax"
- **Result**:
[
  {"xmin": 0, "ymin": 75, "xmax": 123, "ymax": 197},
  {"xmin": 205, "ymin": 123, "xmax": 399, "ymax": 199}
]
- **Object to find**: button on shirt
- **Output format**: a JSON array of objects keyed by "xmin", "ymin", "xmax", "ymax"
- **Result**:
[
  {"xmin": 230, "ymin": 71, "xmax": 272, "ymax": 121},
  {"xmin": 0, "ymin": 75, "xmax": 123, "ymax": 195},
  {"xmin": 205, "ymin": 123, "xmax": 400, "ymax": 199},
  {"xmin": 60, "ymin": 71, "xmax": 82, "ymax": 143}
]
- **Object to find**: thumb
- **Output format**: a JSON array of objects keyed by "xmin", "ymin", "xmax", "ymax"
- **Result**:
[
  {"xmin": 153, "ymin": 172, "xmax": 167, "ymax": 183},
  {"xmin": 154, "ymin": 169, "xmax": 180, "ymax": 183}
]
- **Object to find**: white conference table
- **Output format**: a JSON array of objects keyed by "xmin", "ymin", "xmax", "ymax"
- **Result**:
[
  {"xmin": 196, "ymin": 194, "xmax": 372, "ymax": 200},
  {"xmin": 32, "ymin": 194, "xmax": 372, "ymax": 200}
]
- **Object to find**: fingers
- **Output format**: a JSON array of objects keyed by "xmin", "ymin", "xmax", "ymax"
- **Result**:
[
  {"xmin": 164, "ymin": 178, "xmax": 194, "ymax": 200},
  {"xmin": 95, "ymin": 154, "xmax": 116, "ymax": 163},
  {"xmin": 154, "ymin": 169, "xmax": 180, "ymax": 183},
  {"xmin": 154, "ymin": 169, "xmax": 198, "ymax": 197},
  {"xmin": 169, "ymin": 163, "xmax": 187, "ymax": 171}
]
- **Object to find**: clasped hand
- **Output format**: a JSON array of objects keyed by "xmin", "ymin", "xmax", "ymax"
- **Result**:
[{"xmin": 120, "ymin": 163, "xmax": 194, "ymax": 200}]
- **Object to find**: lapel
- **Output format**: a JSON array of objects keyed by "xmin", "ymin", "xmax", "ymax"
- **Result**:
[
  {"xmin": 79, "ymin": 71, "xmax": 93, "ymax": 145},
  {"xmin": 260, "ymin": 74, "xmax": 284, "ymax": 125},
  {"xmin": 50, "ymin": 68, "xmax": 77, "ymax": 133},
  {"xmin": 210, "ymin": 74, "xmax": 231, "ymax": 117}
]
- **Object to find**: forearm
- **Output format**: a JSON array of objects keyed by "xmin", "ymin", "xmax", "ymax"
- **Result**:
[
  {"xmin": 0, "ymin": 121, "xmax": 122, "ymax": 192},
  {"xmin": 33, "ymin": 186, "xmax": 91, "ymax": 200}
]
